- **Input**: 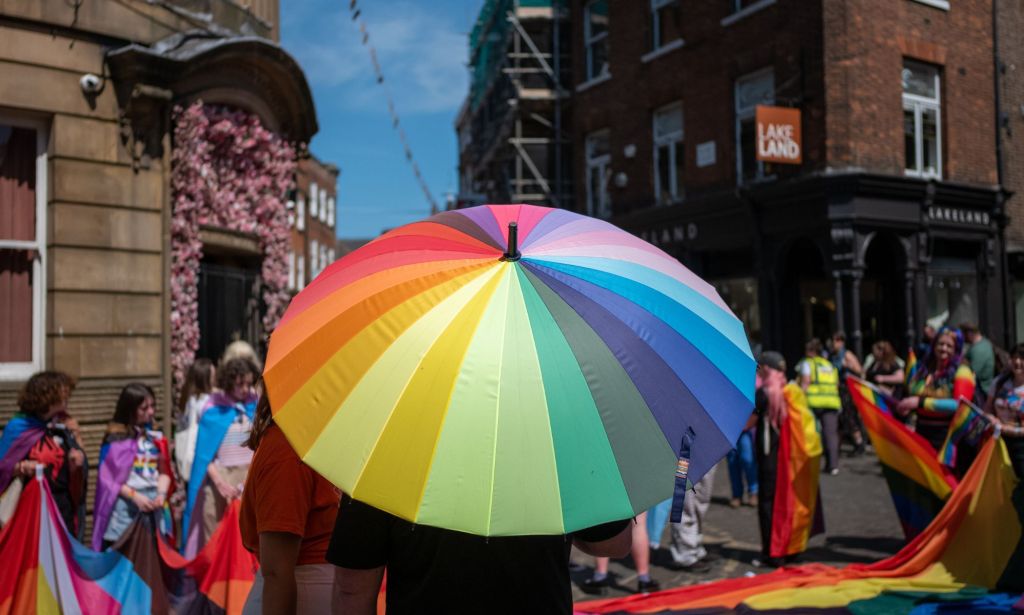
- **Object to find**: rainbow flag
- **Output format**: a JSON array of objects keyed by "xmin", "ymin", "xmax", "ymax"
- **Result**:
[
  {"xmin": 847, "ymin": 376, "xmax": 958, "ymax": 539},
  {"xmin": 939, "ymin": 400, "xmax": 990, "ymax": 468},
  {"xmin": 0, "ymin": 473, "xmax": 256, "ymax": 614},
  {"xmin": 575, "ymin": 435, "xmax": 1024, "ymax": 614},
  {"xmin": 770, "ymin": 384, "xmax": 823, "ymax": 558}
]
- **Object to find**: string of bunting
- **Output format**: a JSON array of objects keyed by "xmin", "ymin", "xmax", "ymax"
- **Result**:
[{"xmin": 349, "ymin": 0, "xmax": 440, "ymax": 214}]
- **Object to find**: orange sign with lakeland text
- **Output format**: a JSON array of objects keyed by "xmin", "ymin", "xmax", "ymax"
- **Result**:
[{"xmin": 756, "ymin": 105, "xmax": 802, "ymax": 164}]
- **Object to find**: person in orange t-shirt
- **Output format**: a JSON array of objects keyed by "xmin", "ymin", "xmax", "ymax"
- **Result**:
[{"xmin": 240, "ymin": 390, "xmax": 340, "ymax": 615}]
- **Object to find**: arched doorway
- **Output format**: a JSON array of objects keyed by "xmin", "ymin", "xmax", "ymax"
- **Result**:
[
  {"xmin": 779, "ymin": 238, "xmax": 833, "ymax": 367},
  {"xmin": 860, "ymin": 232, "xmax": 909, "ymax": 356}
]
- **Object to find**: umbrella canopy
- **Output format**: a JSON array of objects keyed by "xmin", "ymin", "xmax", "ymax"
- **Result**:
[{"xmin": 264, "ymin": 204, "xmax": 755, "ymax": 536}]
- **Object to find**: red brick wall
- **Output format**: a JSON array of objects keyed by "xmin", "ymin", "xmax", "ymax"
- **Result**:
[
  {"xmin": 822, "ymin": 0, "xmax": 996, "ymax": 183},
  {"xmin": 998, "ymin": 0, "xmax": 1024, "ymax": 244},
  {"xmin": 568, "ymin": 0, "xmax": 997, "ymax": 217}
]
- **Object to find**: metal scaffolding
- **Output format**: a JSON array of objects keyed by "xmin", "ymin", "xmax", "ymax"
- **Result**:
[{"xmin": 455, "ymin": 0, "xmax": 570, "ymax": 209}]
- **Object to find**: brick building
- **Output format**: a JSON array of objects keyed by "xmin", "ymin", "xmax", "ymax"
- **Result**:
[
  {"xmin": 287, "ymin": 157, "xmax": 339, "ymax": 294},
  {"xmin": 566, "ymin": 0, "xmax": 1006, "ymax": 363},
  {"xmin": 998, "ymin": 0, "xmax": 1024, "ymax": 343},
  {"xmin": 0, "ymin": 1, "xmax": 317, "ymax": 483}
]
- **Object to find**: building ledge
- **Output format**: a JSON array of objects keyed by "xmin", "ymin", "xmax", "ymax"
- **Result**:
[
  {"xmin": 909, "ymin": 0, "xmax": 950, "ymax": 10},
  {"xmin": 721, "ymin": 0, "xmax": 777, "ymax": 27},
  {"xmin": 576, "ymin": 72, "xmax": 612, "ymax": 93},
  {"xmin": 641, "ymin": 39, "xmax": 685, "ymax": 63}
]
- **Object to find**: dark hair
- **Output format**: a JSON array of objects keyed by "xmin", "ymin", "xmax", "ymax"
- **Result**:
[
  {"xmin": 113, "ymin": 382, "xmax": 156, "ymax": 426},
  {"xmin": 178, "ymin": 358, "xmax": 215, "ymax": 415},
  {"xmin": 18, "ymin": 371, "xmax": 77, "ymax": 418},
  {"xmin": 245, "ymin": 383, "xmax": 274, "ymax": 451},
  {"xmin": 805, "ymin": 338, "xmax": 823, "ymax": 356},
  {"xmin": 1011, "ymin": 344, "xmax": 1024, "ymax": 359},
  {"xmin": 958, "ymin": 322, "xmax": 979, "ymax": 337},
  {"xmin": 217, "ymin": 357, "xmax": 257, "ymax": 392},
  {"xmin": 872, "ymin": 340, "xmax": 898, "ymax": 370},
  {"xmin": 832, "ymin": 331, "xmax": 846, "ymax": 342}
]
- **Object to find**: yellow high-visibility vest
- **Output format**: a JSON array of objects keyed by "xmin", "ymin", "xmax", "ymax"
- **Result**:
[{"xmin": 803, "ymin": 356, "xmax": 841, "ymax": 410}]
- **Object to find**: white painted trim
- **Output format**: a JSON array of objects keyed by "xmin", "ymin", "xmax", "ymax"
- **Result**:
[
  {"xmin": 0, "ymin": 115, "xmax": 48, "ymax": 381},
  {"xmin": 641, "ymin": 38, "xmax": 685, "ymax": 64},
  {"xmin": 721, "ymin": 0, "xmax": 777, "ymax": 27},
  {"xmin": 576, "ymin": 72, "xmax": 612, "ymax": 93},
  {"xmin": 910, "ymin": 0, "xmax": 950, "ymax": 10}
]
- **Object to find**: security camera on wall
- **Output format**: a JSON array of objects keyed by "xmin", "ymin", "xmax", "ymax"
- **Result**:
[{"xmin": 79, "ymin": 73, "xmax": 103, "ymax": 95}]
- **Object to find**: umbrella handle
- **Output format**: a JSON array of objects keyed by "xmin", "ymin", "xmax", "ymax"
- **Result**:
[{"xmin": 502, "ymin": 222, "xmax": 521, "ymax": 262}]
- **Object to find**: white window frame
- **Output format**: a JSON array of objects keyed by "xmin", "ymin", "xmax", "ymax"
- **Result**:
[
  {"xmin": 288, "ymin": 250, "xmax": 296, "ymax": 291},
  {"xmin": 903, "ymin": 61, "xmax": 943, "ymax": 180},
  {"xmin": 583, "ymin": 0, "xmax": 610, "ymax": 82},
  {"xmin": 310, "ymin": 182, "xmax": 319, "ymax": 218},
  {"xmin": 319, "ymin": 189, "xmax": 328, "ymax": 222},
  {"xmin": 310, "ymin": 239, "xmax": 319, "ymax": 277},
  {"xmin": 327, "ymin": 196, "xmax": 335, "ymax": 228},
  {"xmin": 651, "ymin": 0, "xmax": 681, "ymax": 51},
  {"xmin": 296, "ymin": 195, "xmax": 306, "ymax": 231},
  {"xmin": 722, "ymin": 0, "xmax": 777, "ymax": 27},
  {"xmin": 297, "ymin": 254, "xmax": 306, "ymax": 290},
  {"xmin": 653, "ymin": 102, "xmax": 684, "ymax": 205},
  {"xmin": 0, "ymin": 117, "xmax": 47, "ymax": 381},
  {"xmin": 734, "ymin": 67, "xmax": 775, "ymax": 185},
  {"xmin": 911, "ymin": 0, "xmax": 950, "ymax": 10},
  {"xmin": 320, "ymin": 245, "xmax": 329, "ymax": 273},
  {"xmin": 585, "ymin": 129, "xmax": 612, "ymax": 219}
]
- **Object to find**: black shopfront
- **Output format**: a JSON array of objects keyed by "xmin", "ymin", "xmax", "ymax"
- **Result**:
[{"xmin": 616, "ymin": 172, "xmax": 1008, "ymax": 370}]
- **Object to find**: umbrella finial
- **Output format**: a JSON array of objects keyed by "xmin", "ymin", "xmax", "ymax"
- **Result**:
[{"xmin": 502, "ymin": 221, "xmax": 521, "ymax": 262}]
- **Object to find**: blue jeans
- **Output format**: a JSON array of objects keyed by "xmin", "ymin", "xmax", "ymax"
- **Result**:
[{"xmin": 727, "ymin": 430, "xmax": 758, "ymax": 499}]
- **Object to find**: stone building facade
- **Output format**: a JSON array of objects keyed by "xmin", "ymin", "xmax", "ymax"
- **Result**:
[{"xmin": 0, "ymin": 1, "xmax": 317, "ymax": 481}]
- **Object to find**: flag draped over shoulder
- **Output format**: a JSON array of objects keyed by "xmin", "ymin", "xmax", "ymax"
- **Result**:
[
  {"xmin": 846, "ymin": 376, "xmax": 958, "ymax": 539},
  {"xmin": 770, "ymin": 383, "xmax": 824, "ymax": 558},
  {"xmin": 575, "ymin": 435, "xmax": 1024, "ymax": 614},
  {"xmin": 0, "ymin": 473, "xmax": 256, "ymax": 614},
  {"xmin": 0, "ymin": 415, "xmax": 46, "ymax": 496}
]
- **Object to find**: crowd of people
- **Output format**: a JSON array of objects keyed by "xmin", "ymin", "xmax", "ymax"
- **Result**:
[{"xmin": 1, "ymin": 322, "xmax": 1023, "ymax": 613}]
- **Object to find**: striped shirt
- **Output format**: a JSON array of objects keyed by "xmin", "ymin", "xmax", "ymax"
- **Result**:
[{"xmin": 216, "ymin": 411, "xmax": 254, "ymax": 468}]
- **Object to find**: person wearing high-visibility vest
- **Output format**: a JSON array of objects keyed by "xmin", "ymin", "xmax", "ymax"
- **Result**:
[{"xmin": 797, "ymin": 339, "xmax": 842, "ymax": 475}]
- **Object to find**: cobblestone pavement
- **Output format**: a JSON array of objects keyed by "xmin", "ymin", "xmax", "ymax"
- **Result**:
[{"xmin": 570, "ymin": 445, "xmax": 906, "ymax": 601}]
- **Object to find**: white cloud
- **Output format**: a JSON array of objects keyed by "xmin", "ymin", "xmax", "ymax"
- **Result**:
[{"xmin": 284, "ymin": 2, "xmax": 470, "ymax": 115}]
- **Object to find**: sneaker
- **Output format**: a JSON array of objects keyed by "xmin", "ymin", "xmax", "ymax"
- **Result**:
[
  {"xmin": 580, "ymin": 575, "xmax": 610, "ymax": 594},
  {"xmin": 829, "ymin": 468, "xmax": 840, "ymax": 476},
  {"xmin": 636, "ymin": 578, "xmax": 661, "ymax": 594}
]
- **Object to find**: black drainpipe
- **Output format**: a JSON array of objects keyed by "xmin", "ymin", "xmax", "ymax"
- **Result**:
[{"xmin": 993, "ymin": 0, "xmax": 1012, "ymax": 347}]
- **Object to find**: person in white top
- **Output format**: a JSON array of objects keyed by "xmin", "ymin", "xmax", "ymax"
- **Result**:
[{"xmin": 175, "ymin": 358, "xmax": 215, "ymax": 481}]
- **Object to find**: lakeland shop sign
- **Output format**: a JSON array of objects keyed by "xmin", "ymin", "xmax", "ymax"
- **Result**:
[{"xmin": 756, "ymin": 105, "xmax": 802, "ymax": 164}]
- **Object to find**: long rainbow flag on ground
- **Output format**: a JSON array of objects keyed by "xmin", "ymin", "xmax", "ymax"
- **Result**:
[
  {"xmin": 575, "ymin": 435, "xmax": 1024, "ymax": 614},
  {"xmin": 847, "ymin": 376, "xmax": 958, "ymax": 538},
  {"xmin": 0, "ymin": 472, "xmax": 256, "ymax": 614},
  {"xmin": 770, "ymin": 384, "xmax": 823, "ymax": 558}
]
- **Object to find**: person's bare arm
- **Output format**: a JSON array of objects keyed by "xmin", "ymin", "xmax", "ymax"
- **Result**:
[
  {"xmin": 845, "ymin": 353, "xmax": 864, "ymax": 377},
  {"xmin": 259, "ymin": 531, "xmax": 302, "ymax": 615},
  {"xmin": 573, "ymin": 522, "xmax": 632, "ymax": 558},
  {"xmin": 333, "ymin": 565, "xmax": 384, "ymax": 615}
]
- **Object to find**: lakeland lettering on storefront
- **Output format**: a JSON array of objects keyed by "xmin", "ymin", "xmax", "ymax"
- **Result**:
[{"xmin": 756, "ymin": 105, "xmax": 802, "ymax": 165}]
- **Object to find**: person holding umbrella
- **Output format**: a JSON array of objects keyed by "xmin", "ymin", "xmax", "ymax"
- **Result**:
[{"xmin": 262, "ymin": 206, "xmax": 756, "ymax": 612}]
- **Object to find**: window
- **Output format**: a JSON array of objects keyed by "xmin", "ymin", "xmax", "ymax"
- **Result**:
[
  {"xmin": 319, "ymin": 189, "xmax": 328, "ymax": 222},
  {"xmin": 288, "ymin": 251, "xmax": 296, "ymax": 291},
  {"xmin": 651, "ymin": 0, "xmax": 681, "ymax": 50},
  {"xmin": 310, "ymin": 182, "xmax": 319, "ymax": 218},
  {"xmin": 0, "ymin": 121, "xmax": 46, "ymax": 380},
  {"xmin": 585, "ymin": 130, "xmax": 612, "ymax": 219},
  {"xmin": 286, "ymin": 198, "xmax": 296, "ymax": 228},
  {"xmin": 584, "ymin": 0, "xmax": 609, "ymax": 81},
  {"xmin": 735, "ymin": 68, "xmax": 775, "ymax": 184},
  {"xmin": 320, "ymin": 244, "xmax": 328, "ymax": 273},
  {"xmin": 310, "ymin": 239, "xmax": 319, "ymax": 277},
  {"xmin": 329, "ymin": 248, "xmax": 336, "ymax": 264},
  {"xmin": 903, "ymin": 60, "xmax": 942, "ymax": 179},
  {"xmin": 296, "ymin": 195, "xmax": 306, "ymax": 231},
  {"xmin": 297, "ymin": 254, "xmax": 306, "ymax": 290},
  {"xmin": 733, "ymin": 0, "xmax": 769, "ymax": 10},
  {"xmin": 327, "ymin": 196, "xmax": 335, "ymax": 228},
  {"xmin": 653, "ymin": 102, "xmax": 684, "ymax": 205}
]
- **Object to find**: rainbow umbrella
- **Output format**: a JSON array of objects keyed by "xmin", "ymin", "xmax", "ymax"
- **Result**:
[{"xmin": 265, "ymin": 204, "xmax": 755, "ymax": 536}]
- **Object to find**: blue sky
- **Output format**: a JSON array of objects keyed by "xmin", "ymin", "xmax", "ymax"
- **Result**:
[{"xmin": 281, "ymin": 0, "xmax": 484, "ymax": 239}]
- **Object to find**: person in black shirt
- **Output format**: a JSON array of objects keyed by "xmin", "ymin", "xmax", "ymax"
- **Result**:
[{"xmin": 328, "ymin": 495, "xmax": 632, "ymax": 614}]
